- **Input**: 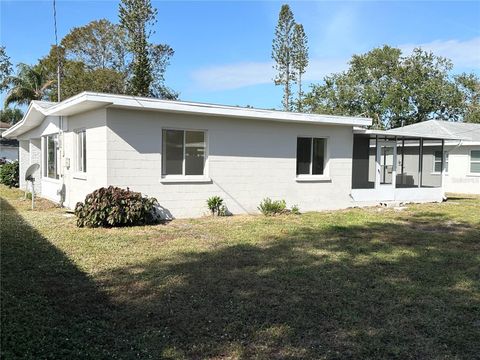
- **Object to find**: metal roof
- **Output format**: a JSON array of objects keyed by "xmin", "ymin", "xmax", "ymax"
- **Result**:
[{"xmin": 2, "ymin": 92, "xmax": 372, "ymax": 139}]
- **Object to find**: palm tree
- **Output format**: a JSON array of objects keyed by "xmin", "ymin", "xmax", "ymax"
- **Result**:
[{"xmin": 2, "ymin": 63, "xmax": 54, "ymax": 107}]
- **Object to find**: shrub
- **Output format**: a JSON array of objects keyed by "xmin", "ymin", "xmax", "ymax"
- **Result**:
[
  {"xmin": 258, "ymin": 197, "xmax": 287, "ymax": 216},
  {"xmin": 74, "ymin": 186, "xmax": 159, "ymax": 228},
  {"xmin": 0, "ymin": 161, "xmax": 19, "ymax": 188},
  {"xmin": 207, "ymin": 196, "xmax": 224, "ymax": 216},
  {"xmin": 290, "ymin": 204, "xmax": 301, "ymax": 215}
]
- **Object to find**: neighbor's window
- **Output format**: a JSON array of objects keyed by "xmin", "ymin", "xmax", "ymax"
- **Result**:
[
  {"xmin": 43, "ymin": 134, "xmax": 59, "ymax": 179},
  {"xmin": 434, "ymin": 151, "xmax": 448, "ymax": 173},
  {"xmin": 296, "ymin": 137, "xmax": 326, "ymax": 176},
  {"xmin": 471, "ymin": 150, "xmax": 480, "ymax": 173},
  {"xmin": 162, "ymin": 129, "xmax": 206, "ymax": 176},
  {"xmin": 76, "ymin": 129, "xmax": 87, "ymax": 172}
]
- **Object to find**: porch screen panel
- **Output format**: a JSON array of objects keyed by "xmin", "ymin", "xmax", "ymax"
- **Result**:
[
  {"xmin": 351, "ymin": 135, "xmax": 375, "ymax": 189},
  {"xmin": 396, "ymin": 139, "xmax": 420, "ymax": 188},
  {"xmin": 421, "ymin": 139, "xmax": 442, "ymax": 187}
]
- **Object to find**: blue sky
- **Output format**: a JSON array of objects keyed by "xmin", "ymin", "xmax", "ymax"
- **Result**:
[{"xmin": 1, "ymin": 0, "xmax": 479, "ymax": 109}]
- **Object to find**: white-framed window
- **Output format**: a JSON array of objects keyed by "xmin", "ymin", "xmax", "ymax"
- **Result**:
[
  {"xmin": 434, "ymin": 151, "xmax": 448, "ymax": 173},
  {"xmin": 296, "ymin": 137, "xmax": 327, "ymax": 176},
  {"xmin": 75, "ymin": 129, "xmax": 87, "ymax": 173},
  {"xmin": 162, "ymin": 129, "xmax": 206, "ymax": 176},
  {"xmin": 43, "ymin": 134, "xmax": 59, "ymax": 179},
  {"xmin": 471, "ymin": 150, "xmax": 480, "ymax": 174}
]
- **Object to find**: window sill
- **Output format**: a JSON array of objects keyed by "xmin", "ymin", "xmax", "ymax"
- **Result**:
[
  {"xmin": 430, "ymin": 172, "xmax": 448, "ymax": 176},
  {"xmin": 160, "ymin": 176, "xmax": 212, "ymax": 184},
  {"xmin": 466, "ymin": 173, "xmax": 480, "ymax": 177},
  {"xmin": 42, "ymin": 177, "xmax": 60, "ymax": 184},
  {"xmin": 295, "ymin": 176, "xmax": 331, "ymax": 183},
  {"xmin": 73, "ymin": 173, "xmax": 87, "ymax": 180}
]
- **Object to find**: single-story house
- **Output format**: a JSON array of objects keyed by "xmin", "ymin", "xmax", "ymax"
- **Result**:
[
  {"xmin": 0, "ymin": 121, "xmax": 19, "ymax": 162},
  {"xmin": 2, "ymin": 92, "xmax": 460, "ymax": 218}
]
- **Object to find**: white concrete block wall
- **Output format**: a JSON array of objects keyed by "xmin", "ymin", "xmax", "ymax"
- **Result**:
[
  {"xmin": 63, "ymin": 109, "xmax": 108, "ymax": 208},
  {"xmin": 106, "ymin": 108, "xmax": 355, "ymax": 218},
  {"xmin": 18, "ymin": 140, "xmax": 29, "ymax": 191},
  {"xmin": 444, "ymin": 144, "xmax": 480, "ymax": 194},
  {"xmin": 29, "ymin": 139, "xmax": 42, "ymax": 194}
]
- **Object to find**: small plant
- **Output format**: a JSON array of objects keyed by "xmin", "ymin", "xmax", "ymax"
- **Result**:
[
  {"xmin": 290, "ymin": 204, "xmax": 300, "ymax": 215},
  {"xmin": 207, "ymin": 196, "xmax": 224, "ymax": 216},
  {"xmin": 0, "ymin": 161, "xmax": 19, "ymax": 188},
  {"xmin": 74, "ymin": 186, "xmax": 159, "ymax": 228},
  {"xmin": 258, "ymin": 197, "xmax": 287, "ymax": 216}
]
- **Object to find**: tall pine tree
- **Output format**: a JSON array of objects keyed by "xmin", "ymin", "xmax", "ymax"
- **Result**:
[
  {"xmin": 292, "ymin": 23, "xmax": 309, "ymax": 112},
  {"xmin": 272, "ymin": 4, "xmax": 296, "ymax": 111},
  {"xmin": 119, "ymin": 0, "xmax": 156, "ymax": 96}
]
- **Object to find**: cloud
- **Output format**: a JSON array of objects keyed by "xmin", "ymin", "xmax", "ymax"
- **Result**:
[
  {"xmin": 191, "ymin": 57, "xmax": 349, "ymax": 91},
  {"xmin": 191, "ymin": 37, "xmax": 480, "ymax": 92},
  {"xmin": 399, "ymin": 37, "xmax": 480, "ymax": 69}
]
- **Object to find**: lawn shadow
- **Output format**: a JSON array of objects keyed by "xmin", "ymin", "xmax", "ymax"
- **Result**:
[
  {"xmin": 0, "ymin": 198, "xmax": 138, "ymax": 359},
  {"xmin": 95, "ymin": 211, "xmax": 480, "ymax": 359},
  {"xmin": 2, "ymin": 196, "xmax": 479, "ymax": 359}
]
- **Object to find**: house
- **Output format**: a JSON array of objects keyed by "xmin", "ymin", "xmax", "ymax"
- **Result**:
[
  {"xmin": 0, "ymin": 121, "xmax": 19, "ymax": 162},
  {"xmin": 1, "ymin": 92, "xmax": 457, "ymax": 218},
  {"xmin": 385, "ymin": 120, "xmax": 480, "ymax": 194}
]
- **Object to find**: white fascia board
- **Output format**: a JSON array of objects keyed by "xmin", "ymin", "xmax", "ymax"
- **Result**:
[
  {"xmin": 53, "ymin": 92, "xmax": 372, "ymax": 127},
  {"xmin": 1, "ymin": 102, "xmax": 46, "ymax": 139}
]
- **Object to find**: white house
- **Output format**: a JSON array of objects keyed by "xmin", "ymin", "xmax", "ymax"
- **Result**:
[{"xmin": 2, "ymin": 92, "xmax": 459, "ymax": 218}]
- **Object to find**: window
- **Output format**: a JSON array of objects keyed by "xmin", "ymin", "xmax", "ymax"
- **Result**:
[
  {"xmin": 296, "ymin": 137, "xmax": 326, "ymax": 176},
  {"xmin": 43, "ymin": 134, "xmax": 59, "ymax": 179},
  {"xmin": 162, "ymin": 129, "xmax": 206, "ymax": 176},
  {"xmin": 434, "ymin": 151, "xmax": 448, "ymax": 173},
  {"xmin": 471, "ymin": 150, "xmax": 480, "ymax": 173},
  {"xmin": 76, "ymin": 130, "xmax": 87, "ymax": 172}
]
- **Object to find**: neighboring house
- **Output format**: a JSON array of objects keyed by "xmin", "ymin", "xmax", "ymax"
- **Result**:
[
  {"xmin": 2, "ymin": 92, "xmax": 457, "ymax": 218},
  {"xmin": 0, "ymin": 121, "xmax": 19, "ymax": 162},
  {"xmin": 385, "ymin": 121, "xmax": 480, "ymax": 194}
]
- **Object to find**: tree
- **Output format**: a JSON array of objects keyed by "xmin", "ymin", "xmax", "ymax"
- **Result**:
[
  {"xmin": 38, "ymin": 45, "xmax": 126, "ymax": 101},
  {"xmin": 455, "ymin": 73, "xmax": 480, "ymax": 123},
  {"xmin": 119, "ymin": 0, "xmax": 156, "ymax": 96},
  {"xmin": 0, "ymin": 107, "xmax": 23, "ymax": 125},
  {"xmin": 149, "ymin": 44, "xmax": 177, "ymax": 99},
  {"xmin": 2, "ymin": 63, "xmax": 53, "ymax": 107},
  {"xmin": 292, "ymin": 23, "xmax": 308, "ymax": 112},
  {"xmin": 0, "ymin": 46, "xmax": 12, "ymax": 91},
  {"xmin": 61, "ymin": 19, "xmax": 128, "ymax": 73},
  {"xmin": 272, "ymin": 4, "xmax": 296, "ymax": 111},
  {"xmin": 304, "ymin": 46, "xmax": 467, "ymax": 129}
]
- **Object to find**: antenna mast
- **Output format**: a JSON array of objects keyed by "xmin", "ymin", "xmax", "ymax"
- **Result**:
[{"xmin": 53, "ymin": 0, "xmax": 61, "ymax": 102}]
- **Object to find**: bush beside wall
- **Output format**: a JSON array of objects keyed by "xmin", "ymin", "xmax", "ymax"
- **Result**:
[
  {"xmin": 75, "ymin": 186, "xmax": 159, "ymax": 228},
  {"xmin": 0, "ymin": 161, "xmax": 19, "ymax": 188}
]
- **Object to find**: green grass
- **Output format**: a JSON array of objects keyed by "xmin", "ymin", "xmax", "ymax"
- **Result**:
[{"xmin": 1, "ymin": 185, "xmax": 479, "ymax": 359}]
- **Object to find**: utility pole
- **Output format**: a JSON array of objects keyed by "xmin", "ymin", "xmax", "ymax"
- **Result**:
[{"xmin": 53, "ymin": 0, "xmax": 61, "ymax": 102}]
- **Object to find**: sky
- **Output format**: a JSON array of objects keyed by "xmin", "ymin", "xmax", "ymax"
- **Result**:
[{"xmin": 1, "ymin": 0, "xmax": 480, "ymax": 110}]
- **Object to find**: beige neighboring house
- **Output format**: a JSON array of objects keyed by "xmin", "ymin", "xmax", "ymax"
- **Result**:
[
  {"xmin": 2, "ymin": 92, "xmax": 459, "ymax": 218},
  {"xmin": 0, "ymin": 121, "xmax": 19, "ymax": 162}
]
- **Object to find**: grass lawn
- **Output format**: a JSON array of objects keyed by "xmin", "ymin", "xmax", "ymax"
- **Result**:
[{"xmin": 1, "ymin": 185, "xmax": 479, "ymax": 359}]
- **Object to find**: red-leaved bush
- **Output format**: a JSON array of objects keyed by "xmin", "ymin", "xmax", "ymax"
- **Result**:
[{"xmin": 74, "ymin": 186, "xmax": 159, "ymax": 228}]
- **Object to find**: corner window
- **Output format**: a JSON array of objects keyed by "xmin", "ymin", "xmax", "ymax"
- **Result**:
[
  {"xmin": 75, "ymin": 130, "xmax": 87, "ymax": 173},
  {"xmin": 296, "ymin": 137, "xmax": 326, "ymax": 176},
  {"xmin": 162, "ymin": 129, "xmax": 206, "ymax": 176},
  {"xmin": 43, "ymin": 134, "xmax": 59, "ymax": 179},
  {"xmin": 471, "ymin": 150, "xmax": 480, "ymax": 173},
  {"xmin": 434, "ymin": 151, "xmax": 448, "ymax": 173}
]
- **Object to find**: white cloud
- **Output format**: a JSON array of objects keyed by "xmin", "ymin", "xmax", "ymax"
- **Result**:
[
  {"xmin": 191, "ymin": 57, "xmax": 349, "ymax": 91},
  {"xmin": 399, "ymin": 37, "xmax": 480, "ymax": 69},
  {"xmin": 191, "ymin": 37, "xmax": 480, "ymax": 92}
]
